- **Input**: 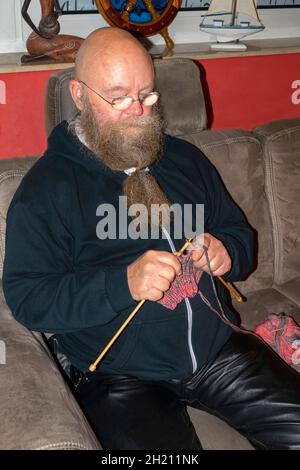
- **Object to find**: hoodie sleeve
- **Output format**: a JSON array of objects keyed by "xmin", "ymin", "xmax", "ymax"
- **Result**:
[
  {"xmin": 3, "ymin": 195, "xmax": 136, "ymax": 334},
  {"xmin": 199, "ymin": 156, "xmax": 255, "ymax": 282}
]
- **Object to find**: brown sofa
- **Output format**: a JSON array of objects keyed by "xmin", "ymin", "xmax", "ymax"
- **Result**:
[{"xmin": 0, "ymin": 58, "xmax": 299, "ymax": 450}]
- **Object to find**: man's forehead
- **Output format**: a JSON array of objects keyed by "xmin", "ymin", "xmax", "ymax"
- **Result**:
[
  {"xmin": 86, "ymin": 52, "xmax": 154, "ymax": 91},
  {"xmin": 102, "ymin": 85, "xmax": 128, "ymax": 93}
]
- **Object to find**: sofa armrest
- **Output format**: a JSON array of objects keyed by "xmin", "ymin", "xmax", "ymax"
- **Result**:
[
  {"xmin": 0, "ymin": 284, "xmax": 101, "ymax": 450},
  {"xmin": 253, "ymin": 118, "xmax": 300, "ymax": 286}
]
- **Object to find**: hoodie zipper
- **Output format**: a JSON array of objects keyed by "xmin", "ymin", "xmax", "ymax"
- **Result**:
[{"xmin": 161, "ymin": 227, "xmax": 198, "ymax": 374}]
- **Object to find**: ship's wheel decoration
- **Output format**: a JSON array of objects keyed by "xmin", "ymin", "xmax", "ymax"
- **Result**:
[{"xmin": 95, "ymin": 0, "xmax": 182, "ymax": 55}]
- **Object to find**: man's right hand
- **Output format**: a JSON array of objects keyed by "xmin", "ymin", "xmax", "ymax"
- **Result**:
[{"xmin": 127, "ymin": 250, "xmax": 182, "ymax": 302}]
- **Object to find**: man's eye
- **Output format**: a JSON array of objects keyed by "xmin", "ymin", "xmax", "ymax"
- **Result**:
[{"xmin": 112, "ymin": 96, "xmax": 126, "ymax": 102}]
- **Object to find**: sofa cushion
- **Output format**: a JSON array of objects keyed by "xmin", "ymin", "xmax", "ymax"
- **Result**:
[
  {"xmin": 45, "ymin": 59, "xmax": 207, "ymax": 137},
  {"xmin": 154, "ymin": 59, "xmax": 207, "ymax": 136},
  {"xmin": 0, "ymin": 158, "xmax": 37, "ymax": 279},
  {"xmin": 187, "ymin": 407, "xmax": 254, "ymax": 450},
  {"xmin": 185, "ymin": 129, "xmax": 273, "ymax": 295},
  {"xmin": 254, "ymin": 118, "xmax": 300, "ymax": 285},
  {"xmin": 233, "ymin": 286, "xmax": 300, "ymax": 331},
  {"xmin": 274, "ymin": 277, "xmax": 300, "ymax": 309}
]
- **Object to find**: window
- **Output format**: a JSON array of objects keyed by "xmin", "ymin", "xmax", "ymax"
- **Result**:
[{"xmin": 57, "ymin": 0, "xmax": 300, "ymax": 14}]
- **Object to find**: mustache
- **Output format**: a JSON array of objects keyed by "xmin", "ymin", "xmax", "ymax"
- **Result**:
[{"xmin": 112, "ymin": 115, "xmax": 152, "ymax": 129}]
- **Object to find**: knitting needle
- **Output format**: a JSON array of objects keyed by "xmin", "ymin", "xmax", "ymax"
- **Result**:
[
  {"xmin": 89, "ymin": 238, "xmax": 192, "ymax": 372},
  {"xmin": 217, "ymin": 276, "xmax": 243, "ymax": 303}
]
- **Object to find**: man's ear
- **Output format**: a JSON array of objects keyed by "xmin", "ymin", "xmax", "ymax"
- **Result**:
[{"xmin": 69, "ymin": 79, "xmax": 84, "ymax": 111}]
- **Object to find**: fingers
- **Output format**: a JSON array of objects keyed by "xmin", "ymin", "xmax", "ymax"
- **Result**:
[
  {"xmin": 191, "ymin": 247, "xmax": 205, "ymax": 264},
  {"xmin": 193, "ymin": 251, "xmax": 213, "ymax": 270},
  {"xmin": 127, "ymin": 250, "xmax": 182, "ymax": 301},
  {"xmin": 211, "ymin": 263, "xmax": 231, "ymax": 277},
  {"xmin": 156, "ymin": 251, "xmax": 182, "ymax": 276},
  {"xmin": 152, "ymin": 276, "xmax": 171, "ymax": 294},
  {"xmin": 147, "ymin": 287, "xmax": 165, "ymax": 302},
  {"xmin": 189, "ymin": 233, "xmax": 210, "ymax": 264},
  {"xmin": 157, "ymin": 263, "xmax": 180, "ymax": 283},
  {"xmin": 194, "ymin": 252, "xmax": 232, "ymax": 276},
  {"xmin": 190, "ymin": 234, "xmax": 232, "ymax": 276}
]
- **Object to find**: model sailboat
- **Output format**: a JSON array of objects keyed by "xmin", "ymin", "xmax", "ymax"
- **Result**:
[{"xmin": 200, "ymin": 0, "xmax": 265, "ymax": 51}]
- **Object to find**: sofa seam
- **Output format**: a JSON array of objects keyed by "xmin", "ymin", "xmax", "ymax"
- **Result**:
[
  {"xmin": 54, "ymin": 72, "xmax": 74, "ymax": 126},
  {"xmin": 0, "ymin": 170, "xmax": 28, "ymax": 279},
  {"xmin": 36, "ymin": 440, "xmax": 91, "ymax": 450},
  {"xmin": 0, "ymin": 169, "xmax": 27, "ymax": 184},
  {"xmin": 181, "ymin": 133, "xmax": 260, "ymax": 147},
  {"xmin": 196, "ymin": 136, "xmax": 261, "ymax": 148},
  {"xmin": 268, "ymin": 125, "xmax": 300, "ymax": 142},
  {"xmin": 255, "ymin": 124, "xmax": 300, "ymax": 141},
  {"xmin": 263, "ymin": 142, "xmax": 281, "ymax": 285}
]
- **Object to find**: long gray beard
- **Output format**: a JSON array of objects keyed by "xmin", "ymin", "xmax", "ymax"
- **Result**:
[{"xmin": 70, "ymin": 102, "xmax": 172, "ymax": 230}]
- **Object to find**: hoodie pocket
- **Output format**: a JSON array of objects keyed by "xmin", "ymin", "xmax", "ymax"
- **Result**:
[
  {"xmin": 100, "ymin": 320, "xmax": 142, "ymax": 370},
  {"xmin": 108, "ymin": 312, "xmax": 190, "ymax": 378}
]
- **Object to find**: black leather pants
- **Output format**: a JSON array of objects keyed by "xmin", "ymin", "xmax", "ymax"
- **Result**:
[{"xmin": 75, "ymin": 332, "xmax": 300, "ymax": 450}]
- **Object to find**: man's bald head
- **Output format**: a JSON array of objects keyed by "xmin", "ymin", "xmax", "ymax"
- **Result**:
[{"xmin": 75, "ymin": 27, "xmax": 153, "ymax": 83}]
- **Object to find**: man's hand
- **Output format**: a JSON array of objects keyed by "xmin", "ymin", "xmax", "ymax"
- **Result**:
[
  {"xmin": 127, "ymin": 250, "xmax": 182, "ymax": 302},
  {"xmin": 190, "ymin": 233, "xmax": 232, "ymax": 276}
]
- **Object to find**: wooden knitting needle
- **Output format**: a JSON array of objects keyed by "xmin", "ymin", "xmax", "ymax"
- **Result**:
[
  {"xmin": 89, "ymin": 238, "xmax": 192, "ymax": 372},
  {"xmin": 217, "ymin": 276, "xmax": 243, "ymax": 303}
]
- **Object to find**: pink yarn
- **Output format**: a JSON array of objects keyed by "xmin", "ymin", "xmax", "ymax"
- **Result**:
[
  {"xmin": 157, "ymin": 253, "xmax": 203, "ymax": 310},
  {"xmin": 254, "ymin": 314, "xmax": 300, "ymax": 365}
]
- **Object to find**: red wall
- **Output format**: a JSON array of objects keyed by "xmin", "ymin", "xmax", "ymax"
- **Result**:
[
  {"xmin": 197, "ymin": 53, "xmax": 300, "ymax": 130},
  {"xmin": 0, "ymin": 53, "xmax": 299, "ymax": 159},
  {"xmin": 0, "ymin": 70, "xmax": 60, "ymax": 159}
]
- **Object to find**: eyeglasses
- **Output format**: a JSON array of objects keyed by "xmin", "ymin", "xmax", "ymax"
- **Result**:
[{"xmin": 77, "ymin": 80, "xmax": 159, "ymax": 111}]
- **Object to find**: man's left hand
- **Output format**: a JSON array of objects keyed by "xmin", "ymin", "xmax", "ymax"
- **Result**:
[{"xmin": 190, "ymin": 233, "xmax": 232, "ymax": 277}]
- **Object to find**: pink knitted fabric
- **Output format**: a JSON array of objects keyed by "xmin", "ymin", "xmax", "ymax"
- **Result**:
[
  {"xmin": 254, "ymin": 314, "xmax": 300, "ymax": 365},
  {"xmin": 157, "ymin": 252, "xmax": 203, "ymax": 310}
]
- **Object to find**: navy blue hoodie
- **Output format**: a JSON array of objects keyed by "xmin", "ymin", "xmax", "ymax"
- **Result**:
[{"xmin": 3, "ymin": 122, "xmax": 254, "ymax": 380}]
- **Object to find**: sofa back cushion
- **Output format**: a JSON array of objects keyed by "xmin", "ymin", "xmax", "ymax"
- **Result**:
[
  {"xmin": 0, "ymin": 158, "xmax": 38, "ymax": 279},
  {"xmin": 45, "ymin": 58, "xmax": 207, "ymax": 137},
  {"xmin": 185, "ymin": 129, "xmax": 274, "ymax": 294},
  {"xmin": 254, "ymin": 118, "xmax": 300, "ymax": 285}
]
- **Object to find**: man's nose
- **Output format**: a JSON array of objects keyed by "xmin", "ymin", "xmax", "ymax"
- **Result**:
[{"xmin": 126, "ymin": 99, "xmax": 144, "ymax": 116}]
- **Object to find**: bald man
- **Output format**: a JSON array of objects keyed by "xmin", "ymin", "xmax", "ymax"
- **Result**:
[{"xmin": 4, "ymin": 28, "xmax": 300, "ymax": 451}]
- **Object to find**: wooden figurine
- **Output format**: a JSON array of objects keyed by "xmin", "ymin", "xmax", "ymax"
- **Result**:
[{"xmin": 21, "ymin": 0, "xmax": 84, "ymax": 63}]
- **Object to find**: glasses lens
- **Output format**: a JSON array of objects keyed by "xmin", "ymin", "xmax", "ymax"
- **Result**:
[
  {"xmin": 142, "ymin": 92, "xmax": 159, "ymax": 107},
  {"xmin": 112, "ymin": 96, "xmax": 133, "ymax": 110},
  {"xmin": 111, "ymin": 92, "xmax": 159, "ymax": 110}
]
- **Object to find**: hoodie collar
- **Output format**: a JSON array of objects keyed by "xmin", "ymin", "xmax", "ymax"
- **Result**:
[{"xmin": 46, "ymin": 121, "xmax": 119, "ymax": 176}]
